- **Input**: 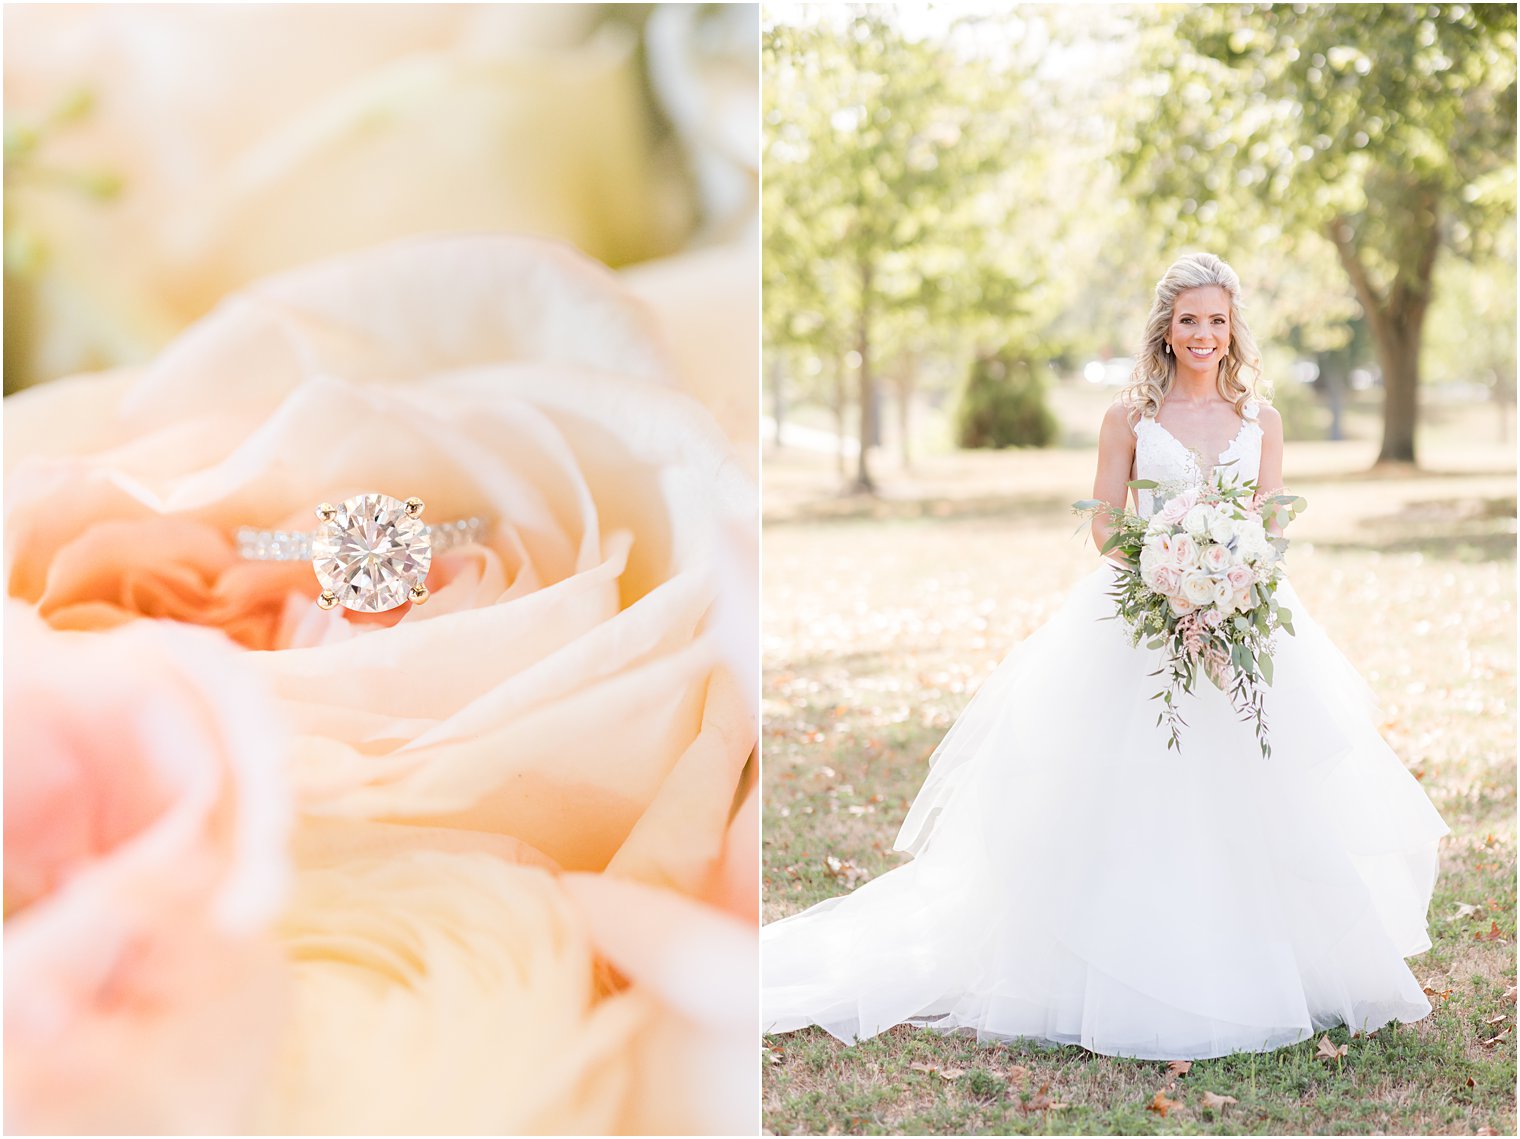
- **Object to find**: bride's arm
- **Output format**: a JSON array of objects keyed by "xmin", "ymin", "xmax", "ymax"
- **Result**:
[
  {"xmin": 1091, "ymin": 401, "xmax": 1137, "ymax": 562},
  {"xmin": 1255, "ymin": 404, "xmax": 1286, "ymax": 535}
]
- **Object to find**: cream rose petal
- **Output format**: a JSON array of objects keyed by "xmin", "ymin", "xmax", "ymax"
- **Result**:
[
  {"xmin": 560, "ymin": 872, "xmax": 758, "ymax": 1136},
  {"xmin": 256, "ymin": 821, "xmax": 636, "ymax": 1136}
]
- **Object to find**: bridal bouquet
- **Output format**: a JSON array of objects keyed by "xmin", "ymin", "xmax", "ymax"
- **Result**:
[{"xmin": 1076, "ymin": 479, "xmax": 1306, "ymax": 757}]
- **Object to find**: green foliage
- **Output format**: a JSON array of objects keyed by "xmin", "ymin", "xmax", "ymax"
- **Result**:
[
  {"xmin": 954, "ymin": 352, "xmax": 1058, "ymax": 450},
  {"xmin": 1113, "ymin": 3, "xmax": 1517, "ymax": 463}
]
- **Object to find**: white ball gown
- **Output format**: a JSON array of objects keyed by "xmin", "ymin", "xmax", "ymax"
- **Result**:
[{"xmin": 761, "ymin": 401, "xmax": 1450, "ymax": 1060}]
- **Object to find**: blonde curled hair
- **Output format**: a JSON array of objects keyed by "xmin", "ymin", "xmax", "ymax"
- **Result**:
[{"xmin": 1121, "ymin": 252, "xmax": 1266, "ymax": 425}]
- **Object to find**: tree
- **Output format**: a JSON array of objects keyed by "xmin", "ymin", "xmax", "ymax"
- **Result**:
[
  {"xmin": 762, "ymin": 8, "xmax": 1034, "ymax": 492},
  {"xmin": 1116, "ymin": 3, "xmax": 1516, "ymax": 466}
]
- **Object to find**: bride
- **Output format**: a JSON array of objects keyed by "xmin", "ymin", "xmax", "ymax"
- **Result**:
[{"xmin": 761, "ymin": 252, "xmax": 1450, "ymax": 1060}]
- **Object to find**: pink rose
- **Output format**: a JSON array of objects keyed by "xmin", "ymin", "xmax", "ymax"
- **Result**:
[
  {"xmin": 1201, "ymin": 543, "xmax": 1231, "ymax": 574},
  {"xmin": 1169, "ymin": 594, "xmax": 1197, "ymax": 617},
  {"xmin": 1156, "ymin": 495, "xmax": 1191, "ymax": 528},
  {"xmin": 1151, "ymin": 565, "xmax": 1182, "ymax": 597},
  {"xmin": 4, "ymin": 606, "xmax": 289, "ymax": 1134},
  {"xmin": 1171, "ymin": 533, "xmax": 1199, "ymax": 568},
  {"xmin": 1203, "ymin": 608, "xmax": 1225, "ymax": 628},
  {"xmin": 1226, "ymin": 564, "xmax": 1255, "ymax": 591}
]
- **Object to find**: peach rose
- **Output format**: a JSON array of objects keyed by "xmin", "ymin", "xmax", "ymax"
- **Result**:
[
  {"xmin": 6, "ymin": 230, "xmax": 756, "ymax": 889},
  {"xmin": 1226, "ymin": 564, "xmax": 1255, "ymax": 592},
  {"xmin": 4, "ymin": 5, "xmax": 686, "ymax": 390},
  {"xmin": 4, "ymin": 605, "xmax": 289, "ymax": 1134},
  {"xmin": 6, "ymin": 234, "xmax": 757, "ymax": 1128}
]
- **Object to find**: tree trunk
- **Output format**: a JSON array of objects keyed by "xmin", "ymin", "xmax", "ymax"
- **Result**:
[
  {"xmin": 833, "ymin": 353, "xmax": 848, "ymax": 478},
  {"xmin": 768, "ymin": 350, "xmax": 785, "ymax": 451},
  {"xmin": 852, "ymin": 258, "xmax": 876, "ymax": 494},
  {"xmin": 1371, "ymin": 314, "xmax": 1421, "ymax": 464},
  {"xmin": 893, "ymin": 350, "xmax": 917, "ymax": 470},
  {"xmin": 1326, "ymin": 200, "xmax": 1439, "ymax": 467}
]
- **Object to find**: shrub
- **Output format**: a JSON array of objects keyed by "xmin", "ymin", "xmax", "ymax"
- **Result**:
[{"xmin": 955, "ymin": 351, "xmax": 1059, "ymax": 449}]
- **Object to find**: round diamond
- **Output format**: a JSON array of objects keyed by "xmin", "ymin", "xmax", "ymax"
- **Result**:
[{"xmin": 311, "ymin": 493, "xmax": 432, "ymax": 613}]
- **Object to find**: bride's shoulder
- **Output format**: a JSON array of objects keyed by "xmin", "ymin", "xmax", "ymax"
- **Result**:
[
  {"xmin": 1100, "ymin": 398, "xmax": 1140, "ymax": 441},
  {"xmin": 1250, "ymin": 400, "xmax": 1283, "ymax": 438}
]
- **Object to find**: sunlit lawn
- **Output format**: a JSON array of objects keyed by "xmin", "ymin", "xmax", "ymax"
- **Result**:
[{"xmin": 761, "ymin": 405, "xmax": 1516, "ymax": 1136}]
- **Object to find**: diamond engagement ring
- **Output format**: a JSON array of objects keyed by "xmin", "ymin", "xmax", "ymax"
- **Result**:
[{"xmin": 236, "ymin": 492, "xmax": 488, "ymax": 613}]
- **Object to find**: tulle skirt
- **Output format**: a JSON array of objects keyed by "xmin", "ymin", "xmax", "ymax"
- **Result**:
[{"xmin": 762, "ymin": 565, "xmax": 1450, "ymax": 1060}]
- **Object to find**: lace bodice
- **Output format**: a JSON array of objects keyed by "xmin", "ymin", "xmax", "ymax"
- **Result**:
[{"xmin": 1132, "ymin": 400, "xmax": 1262, "ymax": 518}]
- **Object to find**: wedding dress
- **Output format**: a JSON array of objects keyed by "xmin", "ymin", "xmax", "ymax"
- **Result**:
[{"xmin": 761, "ymin": 400, "xmax": 1450, "ymax": 1060}]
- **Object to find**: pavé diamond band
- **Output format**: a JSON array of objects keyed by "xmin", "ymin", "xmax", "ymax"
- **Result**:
[{"xmin": 236, "ymin": 492, "xmax": 488, "ymax": 614}]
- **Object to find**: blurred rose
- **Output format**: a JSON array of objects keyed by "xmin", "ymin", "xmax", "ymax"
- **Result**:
[
  {"xmin": 561, "ymin": 867, "xmax": 757, "ymax": 1135},
  {"xmin": 256, "ymin": 821, "xmax": 632, "ymax": 1134},
  {"xmin": 4, "ymin": 606, "xmax": 289, "ymax": 1134},
  {"xmin": 4, "ymin": 5, "xmax": 687, "ymax": 390},
  {"xmin": 6, "ymin": 232, "xmax": 757, "ymax": 892}
]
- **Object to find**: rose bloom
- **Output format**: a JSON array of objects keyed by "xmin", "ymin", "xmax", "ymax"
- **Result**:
[
  {"xmin": 1202, "ymin": 608, "xmax": 1225, "ymax": 629},
  {"xmin": 1170, "ymin": 533, "xmax": 1201, "ymax": 570},
  {"xmin": 1154, "ymin": 497, "xmax": 1188, "ymax": 529},
  {"xmin": 3, "ymin": 6, "xmax": 692, "ymax": 392},
  {"xmin": 5, "ymin": 605, "xmax": 290, "ymax": 1135},
  {"xmin": 1168, "ymin": 594, "xmax": 1197, "ymax": 617},
  {"xmin": 1210, "ymin": 576, "xmax": 1234, "ymax": 608},
  {"xmin": 1181, "ymin": 571, "xmax": 1217, "ymax": 606},
  {"xmin": 1150, "ymin": 564, "xmax": 1183, "ymax": 599},
  {"xmin": 1233, "ymin": 588, "xmax": 1254, "ymax": 613},
  {"xmin": 1201, "ymin": 543, "xmax": 1232, "ymax": 574},
  {"xmin": 1226, "ymin": 563, "xmax": 1255, "ymax": 592},
  {"xmin": 1181, "ymin": 503, "xmax": 1212, "ymax": 537},
  {"xmin": 1206, "ymin": 507, "xmax": 1236, "ymax": 544},
  {"xmin": 5, "ymin": 235, "xmax": 758, "ymax": 1131}
]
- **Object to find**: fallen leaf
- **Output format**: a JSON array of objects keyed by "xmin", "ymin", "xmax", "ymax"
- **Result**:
[
  {"xmin": 1474, "ymin": 921, "xmax": 1505, "ymax": 942},
  {"xmin": 1446, "ymin": 902, "xmax": 1481, "ymax": 921},
  {"xmin": 1167, "ymin": 1060, "xmax": 1193, "ymax": 1078},
  {"xmin": 938, "ymin": 1068, "xmax": 966, "ymax": 1081},
  {"xmin": 1315, "ymin": 1035, "xmax": 1348, "ymax": 1062},
  {"xmin": 1199, "ymin": 1091, "xmax": 1238, "ymax": 1112},
  {"xmin": 1479, "ymin": 1027, "xmax": 1511, "ymax": 1048},
  {"xmin": 1477, "ymin": 1128, "xmax": 1499, "ymax": 1136},
  {"xmin": 821, "ymin": 855, "xmax": 869, "ymax": 889},
  {"xmin": 908, "ymin": 1062, "xmax": 937, "ymax": 1074},
  {"xmin": 1146, "ymin": 1091, "xmax": 1182, "ymax": 1118},
  {"xmin": 1466, "ymin": 1076, "xmax": 1477, "ymax": 1088},
  {"xmin": 1006, "ymin": 1065, "xmax": 1031, "ymax": 1084},
  {"xmin": 1019, "ymin": 1081, "xmax": 1067, "ymax": 1115},
  {"xmin": 1505, "ymin": 986, "xmax": 1517, "ymax": 1004},
  {"xmin": 1423, "ymin": 979, "xmax": 1454, "ymax": 1002},
  {"xmin": 1484, "ymin": 1013, "xmax": 1508, "ymax": 1025}
]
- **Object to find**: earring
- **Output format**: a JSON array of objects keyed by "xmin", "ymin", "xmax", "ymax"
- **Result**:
[{"xmin": 1164, "ymin": 344, "xmax": 1172, "ymax": 355}]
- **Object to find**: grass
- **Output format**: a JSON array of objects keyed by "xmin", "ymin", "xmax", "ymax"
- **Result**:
[{"xmin": 761, "ymin": 415, "xmax": 1516, "ymax": 1136}]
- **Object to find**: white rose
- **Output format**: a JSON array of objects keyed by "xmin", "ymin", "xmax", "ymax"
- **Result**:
[
  {"xmin": 1206, "ymin": 508, "xmax": 1236, "ymax": 544},
  {"xmin": 1211, "ymin": 576, "xmax": 1234, "ymax": 607},
  {"xmin": 1182, "ymin": 504, "xmax": 1211, "ymax": 537},
  {"xmin": 1182, "ymin": 572, "xmax": 1216, "ymax": 606}
]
